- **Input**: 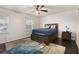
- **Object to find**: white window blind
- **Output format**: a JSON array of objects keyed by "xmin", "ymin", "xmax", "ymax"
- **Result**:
[
  {"xmin": 26, "ymin": 19, "xmax": 33, "ymax": 30},
  {"xmin": 0, "ymin": 16, "xmax": 8, "ymax": 33}
]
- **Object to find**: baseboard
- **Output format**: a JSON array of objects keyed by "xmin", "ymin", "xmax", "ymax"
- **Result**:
[
  {"xmin": 0, "ymin": 36, "xmax": 31, "ymax": 45},
  {"xmin": 19, "ymin": 36, "xmax": 30, "ymax": 40}
]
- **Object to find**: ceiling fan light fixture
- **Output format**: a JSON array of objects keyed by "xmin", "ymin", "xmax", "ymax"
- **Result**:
[
  {"xmin": 36, "ymin": 10, "xmax": 40, "ymax": 15},
  {"xmin": 34, "ymin": 5, "xmax": 48, "ymax": 15}
]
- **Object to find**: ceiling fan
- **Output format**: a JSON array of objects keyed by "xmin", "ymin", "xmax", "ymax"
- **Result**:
[{"xmin": 35, "ymin": 5, "xmax": 48, "ymax": 14}]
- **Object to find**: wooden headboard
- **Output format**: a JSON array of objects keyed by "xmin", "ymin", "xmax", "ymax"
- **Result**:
[{"xmin": 45, "ymin": 23, "xmax": 58, "ymax": 29}]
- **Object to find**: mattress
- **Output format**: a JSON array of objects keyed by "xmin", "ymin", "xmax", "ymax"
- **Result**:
[{"xmin": 32, "ymin": 28, "xmax": 58, "ymax": 36}]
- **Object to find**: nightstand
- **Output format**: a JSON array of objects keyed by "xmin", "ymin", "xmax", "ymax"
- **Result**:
[
  {"xmin": 62, "ymin": 31, "xmax": 71, "ymax": 41},
  {"xmin": 0, "ymin": 43, "xmax": 6, "ymax": 53}
]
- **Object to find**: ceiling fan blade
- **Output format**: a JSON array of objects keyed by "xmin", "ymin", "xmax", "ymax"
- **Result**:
[
  {"xmin": 36, "ymin": 5, "xmax": 39, "ymax": 10},
  {"xmin": 41, "ymin": 5, "xmax": 44, "ymax": 8},
  {"xmin": 40, "ymin": 10, "xmax": 48, "ymax": 12}
]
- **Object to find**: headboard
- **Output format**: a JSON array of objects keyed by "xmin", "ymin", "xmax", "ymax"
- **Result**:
[{"xmin": 45, "ymin": 23, "xmax": 58, "ymax": 30}]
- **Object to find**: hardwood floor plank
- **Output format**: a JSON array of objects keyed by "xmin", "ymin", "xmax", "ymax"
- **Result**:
[{"xmin": 53, "ymin": 39, "xmax": 79, "ymax": 54}]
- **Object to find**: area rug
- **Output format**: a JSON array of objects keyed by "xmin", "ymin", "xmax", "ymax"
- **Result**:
[
  {"xmin": 22, "ymin": 39, "xmax": 66, "ymax": 54},
  {"xmin": 5, "ymin": 38, "xmax": 65, "ymax": 54},
  {"xmin": 40, "ymin": 43, "xmax": 65, "ymax": 54}
]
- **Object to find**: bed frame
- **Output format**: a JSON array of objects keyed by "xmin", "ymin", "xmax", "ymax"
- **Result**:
[{"xmin": 31, "ymin": 23, "xmax": 58, "ymax": 45}]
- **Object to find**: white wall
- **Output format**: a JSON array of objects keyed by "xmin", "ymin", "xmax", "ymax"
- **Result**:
[
  {"xmin": 0, "ymin": 8, "xmax": 39, "ymax": 44},
  {"xmin": 40, "ymin": 10, "xmax": 76, "ymax": 40},
  {"xmin": 76, "ymin": 6, "xmax": 79, "ymax": 50},
  {"xmin": 0, "ymin": 7, "xmax": 77, "ymax": 44},
  {"xmin": 32, "ymin": 16, "xmax": 41, "ymax": 29}
]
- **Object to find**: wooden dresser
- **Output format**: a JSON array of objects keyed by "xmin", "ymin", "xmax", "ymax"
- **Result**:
[{"xmin": 62, "ymin": 31, "xmax": 71, "ymax": 41}]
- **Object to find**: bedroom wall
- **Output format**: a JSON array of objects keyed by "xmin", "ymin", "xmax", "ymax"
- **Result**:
[
  {"xmin": 76, "ymin": 6, "xmax": 79, "ymax": 50},
  {"xmin": 33, "ymin": 17, "xmax": 41, "ymax": 29},
  {"xmin": 0, "ymin": 8, "xmax": 39, "ymax": 44},
  {"xmin": 40, "ymin": 10, "xmax": 76, "ymax": 40}
]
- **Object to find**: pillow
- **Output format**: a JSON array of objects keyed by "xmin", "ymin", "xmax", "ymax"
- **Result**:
[
  {"xmin": 51, "ymin": 25, "xmax": 56, "ymax": 29},
  {"xmin": 49, "ymin": 26, "xmax": 51, "ymax": 29},
  {"xmin": 45, "ymin": 25, "xmax": 49, "ymax": 28}
]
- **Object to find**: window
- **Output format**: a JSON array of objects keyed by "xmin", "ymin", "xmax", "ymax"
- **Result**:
[
  {"xmin": 25, "ymin": 19, "xmax": 33, "ymax": 35},
  {"xmin": 0, "ymin": 16, "xmax": 8, "ymax": 33},
  {"xmin": 26, "ymin": 19, "xmax": 33, "ymax": 30}
]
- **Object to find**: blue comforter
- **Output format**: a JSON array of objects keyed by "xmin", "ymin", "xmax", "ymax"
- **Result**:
[{"xmin": 32, "ymin": 28, "xmax": 57, "ymax": 36}]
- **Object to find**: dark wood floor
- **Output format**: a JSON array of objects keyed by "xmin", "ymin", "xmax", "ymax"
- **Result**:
[{"xmin": 53, "ymin": 39, "xmax": 79, "ymax": 54}]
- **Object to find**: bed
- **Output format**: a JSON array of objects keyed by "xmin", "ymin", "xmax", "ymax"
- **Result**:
[{"xmin": 31, "ymin": 23, "xmax": 58, "ymax": 44}]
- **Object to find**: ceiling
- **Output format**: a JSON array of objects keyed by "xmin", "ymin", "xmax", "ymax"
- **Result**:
[{"xmin": 0, "ymin": 5, "xmax": 76, "ymax": 16}]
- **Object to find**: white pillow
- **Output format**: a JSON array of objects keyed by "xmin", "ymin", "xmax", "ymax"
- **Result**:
[
  {"xmin": 45, "ymin": 25, "xmax": 49, "ymax": 28},
  {"xmin": 51, "ymin": 25, "xmax": 56, "ymax": 29}
]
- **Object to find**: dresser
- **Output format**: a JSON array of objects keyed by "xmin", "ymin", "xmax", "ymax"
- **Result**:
[{"xmin": 62, "ymin": 31, "xmax": 71, "ymax": 41}]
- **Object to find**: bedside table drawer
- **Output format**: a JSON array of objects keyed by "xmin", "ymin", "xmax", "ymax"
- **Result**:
[{"xmin": 62, "ymin": 31, "xmax": 71, "ymax": 40}]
